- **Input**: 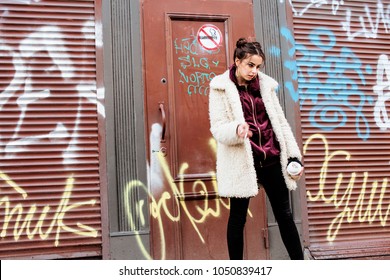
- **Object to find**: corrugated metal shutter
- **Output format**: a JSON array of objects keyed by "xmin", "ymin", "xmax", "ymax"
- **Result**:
[
  {"xmin": 0, "ymin": 0, "xmax": 102, "ymax": 259},
  {"xmin": 291, "ymin": 0, "xmax": 390, "ymax": 259}
]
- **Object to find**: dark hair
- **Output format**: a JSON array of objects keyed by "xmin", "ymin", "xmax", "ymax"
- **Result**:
[{"xmin": 233, "ymin": 37, "xmax": 265, "ymax": 66}]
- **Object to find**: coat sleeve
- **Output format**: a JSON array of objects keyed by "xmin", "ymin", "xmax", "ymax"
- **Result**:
[
  {"xmin": 272, "ymin": 89, "xmax": 302, "ymax": 161},
  {"xmin": 209, "ymin": 87, "xmax": 244, "ymax": 146}
]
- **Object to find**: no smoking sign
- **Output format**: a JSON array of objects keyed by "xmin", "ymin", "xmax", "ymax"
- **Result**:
[{"xmin": 197, "ymin": 24, "xmax": 223, "ymax": 51}]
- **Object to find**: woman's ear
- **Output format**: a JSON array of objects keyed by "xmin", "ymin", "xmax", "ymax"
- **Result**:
[{"xmin": 235, "ymin": 58, "xmax": 240, "ymax": 67}]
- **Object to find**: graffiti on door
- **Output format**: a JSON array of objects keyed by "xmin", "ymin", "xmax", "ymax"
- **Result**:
[
  {"xmin": 174, "ymin": 33, "xmax": 221, "ymax": 96},
  {"xmin": 0, "ymin": 3, "xmax": 102, "ymax": 250},
  {"xmin": 303, "ymin": 134, "xmax": 390, "ymax": 242},
  {"xmin": 127, "ymin": 134, "xmax": 260, "ymax": 260},
  {"xmin": 0, "ymin": 172, "xmax": 98, "ymax": 246},
  {"xmin": 2, "ymin": 0, "xmax": 390, "ymax": 259},
  {"xmin": 273, "ymin": 0, "xmax": 390, "ymax": 247}
]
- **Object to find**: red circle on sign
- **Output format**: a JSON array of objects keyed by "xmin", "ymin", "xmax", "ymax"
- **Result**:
[{"xmin": 197, "ymin": 24, "xmax": 223, "ymax": 51}]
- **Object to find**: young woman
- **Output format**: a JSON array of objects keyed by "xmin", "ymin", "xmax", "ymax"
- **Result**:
[{"xmin": 208, "ymin": 38, "xmax": 304, "ymax": 260}]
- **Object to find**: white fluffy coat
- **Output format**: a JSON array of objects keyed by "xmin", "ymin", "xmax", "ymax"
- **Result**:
[{"xmin": 209, "ymin": 70, "xmax": 302, "ymax": 198}]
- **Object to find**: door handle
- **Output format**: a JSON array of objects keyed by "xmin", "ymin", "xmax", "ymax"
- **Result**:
[{"xmin": 159, "ymin": 102, "xmax": 166, "ymax": 143}]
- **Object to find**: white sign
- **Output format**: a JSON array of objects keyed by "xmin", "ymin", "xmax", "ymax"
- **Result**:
[{"xmin": 197, "ymin": 24, "xmax": 223, "ymax": 51}]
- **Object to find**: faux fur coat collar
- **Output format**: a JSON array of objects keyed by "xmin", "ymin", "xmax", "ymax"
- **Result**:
[{"xmin": 209, "ymin": 70, "xmax": 302, "ymax": 197}]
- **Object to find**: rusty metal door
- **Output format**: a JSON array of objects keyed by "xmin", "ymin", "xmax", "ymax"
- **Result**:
[
  {"xmin": 289, "ymin": 0, "xmax": 390, "ymax": 259},
  {"xmin": 0, "ymin": 0, "xmax": 104, "ymax": 259},
  {"xmin": 142, "ymin": 0, "xmax": 268, "ymax": 260}
]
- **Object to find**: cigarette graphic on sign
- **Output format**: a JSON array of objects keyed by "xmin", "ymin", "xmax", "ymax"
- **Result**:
[{"xmin": 197, "ymin": 24, "xmax": 223, "ymax": 51}]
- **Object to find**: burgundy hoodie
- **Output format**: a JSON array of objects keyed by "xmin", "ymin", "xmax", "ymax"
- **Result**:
[{"xmin": 229, "ymin": 65, "xmax": 280, "ymax": 168}]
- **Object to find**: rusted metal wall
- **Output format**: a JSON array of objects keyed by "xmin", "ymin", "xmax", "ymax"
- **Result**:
[
  {"xmin": 0, "ymin": 0, "xmax": 106, "ymax": 259},
  {"xmin": 287, "ymin": 0, "xmax": 390, "ymax": 259}
]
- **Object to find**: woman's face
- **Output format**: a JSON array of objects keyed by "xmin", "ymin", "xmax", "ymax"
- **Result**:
[{"xmin": 235, "ymin": 54, "xmax": 263, "ymax": 85}]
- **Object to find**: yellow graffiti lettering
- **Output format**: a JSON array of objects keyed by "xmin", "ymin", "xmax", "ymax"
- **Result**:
[
  {"xmin": 0, "ymin": 172, "xmax": 27, "ymax": 199},
  {"xmin": 124, "ymin": 180, "xmax": 158, "ymax": 260},
  {"xmin": 123, "ymin": 137, "xmax": 258, "ymax": 259},
  {"xmin": 54, "ymin": 177, "xmax": 98, "ymax": 246},
  {"xmin": 156, "ymin": 152, "xmax": 224, "ymax": 244},
  {"xmin": 0, "ymin": 172, "xmax": 98, "ymax": 246},
  {"xmin": 124, "ymin": 138, "xmax": 235, "ymax": 259},
  {"xmin": 304, "ymin": 134, "xmax": 390, "ymax": 242}
]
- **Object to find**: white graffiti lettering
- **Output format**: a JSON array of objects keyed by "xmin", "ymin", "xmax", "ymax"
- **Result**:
[{"xmin": 374, "ymin": 54, "xmax": 390, "ymax": 130}]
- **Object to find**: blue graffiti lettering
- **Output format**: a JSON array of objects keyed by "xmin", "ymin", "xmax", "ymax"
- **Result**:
[
  {"xmin": 178, "ymin": 55, "xmax": 210, "ymax": 70},
  {"xmin": 280, "ymin": 27, "xmax": 299, "ymax": 102},
  {"xmin": 174, "ymin": 36, "xmax": 199, "ymax": 55},
  {"xmin": 297, "ymin": 27, "xmax": 373, "ymax": 140},
  {"xmin": 178, "ymin": 69, "xmax": 215, "ymax": 95}
]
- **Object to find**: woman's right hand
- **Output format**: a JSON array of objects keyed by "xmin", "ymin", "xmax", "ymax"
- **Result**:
[{"xmin": 237, "ymin": 123, "xmax": 252, "ymax": 139}]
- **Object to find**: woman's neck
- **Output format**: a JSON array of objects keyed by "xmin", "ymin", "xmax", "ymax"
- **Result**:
[{"xmin": 235, "ymin": 71, "xmax": 247, "ymax": 86}]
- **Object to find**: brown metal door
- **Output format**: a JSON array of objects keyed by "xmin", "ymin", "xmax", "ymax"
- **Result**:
[
  {"xmin": 0, "ymin": 0, "xmax": 104, "ymax": 259},
  {"xmin": 290, "ymin": 0, "xmax": 390, "ymax": 259},
  {"xmin": 142, "ymin": 0, "xmax": 268, "ymax": 260}
]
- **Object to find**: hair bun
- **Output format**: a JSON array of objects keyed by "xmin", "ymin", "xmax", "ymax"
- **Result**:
[{"xmin": 236, "ymin": 38, "xmax": 248, "ymax": 48}]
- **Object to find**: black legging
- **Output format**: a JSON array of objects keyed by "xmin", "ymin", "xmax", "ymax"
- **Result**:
[{"xmin": 227, "ymin": 162, "xmax": 303, "ymax": 260}]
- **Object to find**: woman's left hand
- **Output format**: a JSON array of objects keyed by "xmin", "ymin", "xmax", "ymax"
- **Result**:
[
  {"xmin": 287, "ymin": 159, "xmax": 304, "ymax": 180},
  {"xmin": 237, "ymin": 123, "xmax": 253, "ymax": 139},
  {"xmin": 289, "ymin": 166, "xmax": 304, "ymax": 180}
]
